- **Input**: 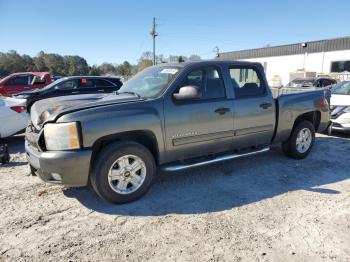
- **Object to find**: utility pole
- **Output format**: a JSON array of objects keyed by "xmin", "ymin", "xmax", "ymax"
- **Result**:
[
  {"xmin": 213, "ymin": 46, "xmax": 220, "ymax": 58},
  {"xmin": 150, "ymin": 17, "xmax": 158, "ymax": 65}
]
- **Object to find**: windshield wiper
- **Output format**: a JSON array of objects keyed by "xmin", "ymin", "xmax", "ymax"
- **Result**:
[{"xmin": 116, "ymin": 91, "xmax": 142, "ymax": 98}]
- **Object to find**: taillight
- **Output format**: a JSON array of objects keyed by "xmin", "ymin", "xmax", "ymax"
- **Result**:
[
  {"xmin": 10, "ymin": 106, "xmax": 27, "ymax": 113},
  {"xmin": 319, "ymin": 98, "xmax": 327, "ymax": 106}
]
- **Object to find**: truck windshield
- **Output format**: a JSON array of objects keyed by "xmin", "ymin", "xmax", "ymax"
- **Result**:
[
  {"xmin": 118, "ymin": 66, "xmax": 181, "ymax": 98},
  {"xmin": 331, "ymin": 81, "xmax": 350, "ymax": 95}
]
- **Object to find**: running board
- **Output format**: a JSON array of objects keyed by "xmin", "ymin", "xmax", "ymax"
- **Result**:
[{"xmin": 162, "ymin": 146, "xmax": 270, "ymax": 172}]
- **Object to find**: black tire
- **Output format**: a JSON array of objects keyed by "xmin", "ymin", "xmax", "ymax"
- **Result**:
[
  {"xmin": 30, "ymin": 165, "xmax": 37, "ymax": 176},
  {"xmin": 90, "ymin": 141, "xmax": 156, "ymax": 204},
  {"xmin": 282, "ymin": 120, "xmax": 315, "ymax": 159},
  {"xmin": 327, "ymin": 122, "xmax": 333, "ymax": 136}
]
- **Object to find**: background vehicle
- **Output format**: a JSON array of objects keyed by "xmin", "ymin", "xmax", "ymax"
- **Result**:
[
  {"xmin": 329, "ymin": 81, "xmax": 350, "ymax": 133},
  {"xmin": 26, "ymin": 60, "xmax": 330, "ymax": 204},
  {"xmin": 0, "ymin": 97, "xmax": 29, "ymax": 138},
  {"xmin": 285, "ymin": 77, "xmax": 337, "ymax": 88},
  {"xmin": 270, "ymin": 77, "xmax": 337, "ymax": 97},
  {"xmin": 13, "ymin": 76, "xmax": 123, "ymax": 111},
  {"xmin": 0, "ymin": 72, "xmax": 51, "ymax": 96}
]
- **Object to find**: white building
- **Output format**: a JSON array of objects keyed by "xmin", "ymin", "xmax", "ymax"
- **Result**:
[{"xmin": 219, "ymin": 36, "xmax": 350, "ymax": 86}]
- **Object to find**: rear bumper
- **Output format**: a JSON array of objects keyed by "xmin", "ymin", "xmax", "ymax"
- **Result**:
[{"xmin": 25, "ymin": 141, "xmax": 92, "ymax": 186}]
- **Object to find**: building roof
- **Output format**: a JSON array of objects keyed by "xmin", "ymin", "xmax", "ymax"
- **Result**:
[{"xmin": 219, "ymin": 36, "xmax": 350, "ymax": 60}]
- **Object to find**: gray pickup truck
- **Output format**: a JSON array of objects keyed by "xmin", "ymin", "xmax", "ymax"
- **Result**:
[{"xmin": 26, "ymin": 60, "xmax": 331, "ymax": 204}]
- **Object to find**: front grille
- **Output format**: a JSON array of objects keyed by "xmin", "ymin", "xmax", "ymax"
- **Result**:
[{"xmin": 25, "ymin": 122, "xmax": 44, "ymax": 151}]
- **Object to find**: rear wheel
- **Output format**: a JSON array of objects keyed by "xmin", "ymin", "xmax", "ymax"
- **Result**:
[
  {"xmin": 90, "ymin": 141, "xmax": 156, "ymax": 204},
  {"xmin": 282, "ymin": 120, "xmax": 315, "ymax": 159}
]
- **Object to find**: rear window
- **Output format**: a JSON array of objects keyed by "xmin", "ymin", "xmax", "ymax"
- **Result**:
[
  {"xmin": 229, "ymin": 67, "xmax": 265, "ymax": 97},
  {"xmin": 106, "ymin": 78, "xmax": 122, "ymax": 87},
  {"xmin": 94, "ymin": 79, "xmax": 115, "ymax": 87}
]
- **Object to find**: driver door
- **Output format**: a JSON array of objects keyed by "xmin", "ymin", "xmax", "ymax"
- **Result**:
[{"xmin": 163, "ymin": 66, "xmax": 234, "ymax": 162}]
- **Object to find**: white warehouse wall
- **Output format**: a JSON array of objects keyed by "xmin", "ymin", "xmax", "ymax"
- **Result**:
[{"xmin": 239, "ymin": 50, "xmax": 350, "ymax": 86}]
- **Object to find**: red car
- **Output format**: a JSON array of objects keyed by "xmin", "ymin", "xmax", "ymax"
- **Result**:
[{"xmin": 0, "ymin": 72, "xmax": 51, "ymax": 96}]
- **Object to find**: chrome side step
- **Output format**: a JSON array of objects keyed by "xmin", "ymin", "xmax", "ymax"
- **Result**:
[{"xmin": 162, "ymin": 146, "xmax": 270, "ymax": 172}]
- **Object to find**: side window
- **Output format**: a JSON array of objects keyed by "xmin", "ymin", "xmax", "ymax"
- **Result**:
[
  {"xmin": 229, "ymin": 67, "xmax": 264, "ymax": 97},
  {"xmin": 7, "ymin": 75, "xmax": 30, "ymax": 86},
  {"xmin": 79, "ymin": 78, "xmax": 95, "ymax": 88},
  {"xmin": 179, "ymin": 67, "xmax": 225, "ymax": 100},
  {"xmin": 57, "ymin": 80, "xmax": 78, "ymax": 90},
  {"xmin": 322, "ymin": 79, "xmax": 335, "ymax": 87},
  {"xmin": 94, "ymin": 79, "xmax": 114, "ymax": 87}
]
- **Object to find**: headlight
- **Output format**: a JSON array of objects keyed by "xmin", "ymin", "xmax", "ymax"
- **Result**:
[{"xmin": 44, "ymin": 122, "xmax": 81, "ymax": 150}]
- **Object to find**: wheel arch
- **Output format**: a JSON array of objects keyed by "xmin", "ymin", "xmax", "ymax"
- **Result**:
[
  {"xmin": 90, "ymin": 130, "xmax": 160, "ymax": 167},
  {"xmin": 292, "ymin": 111, "xmax": 321, "ymax": 132}
]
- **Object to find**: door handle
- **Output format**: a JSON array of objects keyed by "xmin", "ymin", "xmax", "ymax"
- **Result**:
[
  {"xmin": 259, "ymin": 102, "xmax": 272, "ymax": 109},
  {"xmin": 72, "ymin": 91, "xmax": 79, "ymax": 94},
  {"xmin": 215, "ymin": 107, "xmax": 230, "ymax": 115}
]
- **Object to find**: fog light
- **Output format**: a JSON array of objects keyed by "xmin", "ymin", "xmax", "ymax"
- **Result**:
[{"xmin": 51, "ymin": 173, "xmax": 62, "ymax": 181}]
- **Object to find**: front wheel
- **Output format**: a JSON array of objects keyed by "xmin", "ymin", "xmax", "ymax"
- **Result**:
[
  {"xmin": 282, "ymin": 120, "xmax": 315, "ymax": 159},
  {"xmin": 90, "ymin": 141, "xmax": 156, "ymax": 204}
]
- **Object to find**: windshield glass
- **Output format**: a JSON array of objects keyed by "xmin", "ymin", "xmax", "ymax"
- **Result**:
[
  {"xmin": 118, "ymin": 66, "xmax": 181, "ymax": 98},
  {"xmin": 286, "ymin": 79, "xmax": 315, "ymax": 88},
  {"xmin": 331, "ymin": 81, "xmax": 350, "ymax": 95}
]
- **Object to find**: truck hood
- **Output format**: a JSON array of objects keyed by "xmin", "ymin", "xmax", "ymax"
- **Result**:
[
  {"xmin": 31, "ymin": 93, "xmax": 142, "ymax": 129},
  {"xmin": 330, "ymin": 94, "xmax": 350, "ymax": 107}
]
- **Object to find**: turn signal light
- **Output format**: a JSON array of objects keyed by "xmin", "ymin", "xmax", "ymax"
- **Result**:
[{"xmin": 10, "ymin": 106, "xmax": 27, "ymax": 113}]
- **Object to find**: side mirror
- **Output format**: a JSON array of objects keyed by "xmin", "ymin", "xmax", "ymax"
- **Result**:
[{"xmin": 173, "ymin": 85, "xmax": 201, "ymax": 101}]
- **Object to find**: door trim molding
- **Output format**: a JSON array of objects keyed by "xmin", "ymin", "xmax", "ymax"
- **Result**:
[{"xmin": 172, "ymin": 130, "xmax": 235, "ymax": 146}]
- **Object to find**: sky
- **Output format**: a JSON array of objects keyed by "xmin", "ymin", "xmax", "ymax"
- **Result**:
[{"xmin": 1, "ymin": 0, "xmax": 350, "ymax": 65}]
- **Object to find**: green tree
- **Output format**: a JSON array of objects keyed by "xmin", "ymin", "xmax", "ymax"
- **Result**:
[
  {"xmin": 137, "ymin": 52, "xmax": 153, "ymax": 71},
  {"xmin": 188, "ymin": 54, "xmax": 201, "ymax": 61},
  {"xmin": 115, "ymin": 61, "xmax": 132, "ymax": 76},
  {"xmin": 63, "ymin": 55, "xmax": 89, "ymax": 75},
  {"xmin": 89, "ymin": 65, "xmax": 101, "ymax": 76},
  {"xmin": 98, "ymin": 63, "xmax": 116, "ymax": 75}
]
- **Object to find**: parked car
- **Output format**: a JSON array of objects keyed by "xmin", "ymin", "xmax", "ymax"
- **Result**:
[
  {"xmin": 13, "ymin": 76, "xmax": 123, "ymax": 111},
  {"xmin": 0, "ymin": 72, "xmax": 51, "ymax": 96},
  {"xmin": 285, "ymin": 77, "xmax": 337, "ymax": 88},
  {"xmin": 270, "ymin": 77, "xmax": 337, "ymax": 98},
  {"xmin": 25, "ymin": 60, "xmax": 330, "ymax": 204},
  {"xmin": 0, "ymin": 97, "xmax": 29, "ymax": 138},
  {"xmin": 329, "ymin": 81, "xmax": 350, "ymax": 133}
]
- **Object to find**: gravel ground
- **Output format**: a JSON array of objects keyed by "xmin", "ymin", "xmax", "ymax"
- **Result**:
[{"xmin": 0, "ymin": 133, "xmax": 349, "ymax": 261}]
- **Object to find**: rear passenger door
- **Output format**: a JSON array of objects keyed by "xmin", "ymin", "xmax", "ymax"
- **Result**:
[
  {"xmin": 78, "ymin": 78, "xmax": 96, "ymax": 94},
  {"xmin": 229, "ymin": 66, "xmax": 276, "ymax": 148}
]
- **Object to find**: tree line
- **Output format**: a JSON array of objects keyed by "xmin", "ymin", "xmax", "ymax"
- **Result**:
[{"xmin": 0, "ymin": 50, "xmax": 201, "ymax": 78}]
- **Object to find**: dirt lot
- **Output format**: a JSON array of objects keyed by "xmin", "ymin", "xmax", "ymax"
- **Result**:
[{"xmin": 0, "ymin": 133, "xmax": 349, "ymax": 261}]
